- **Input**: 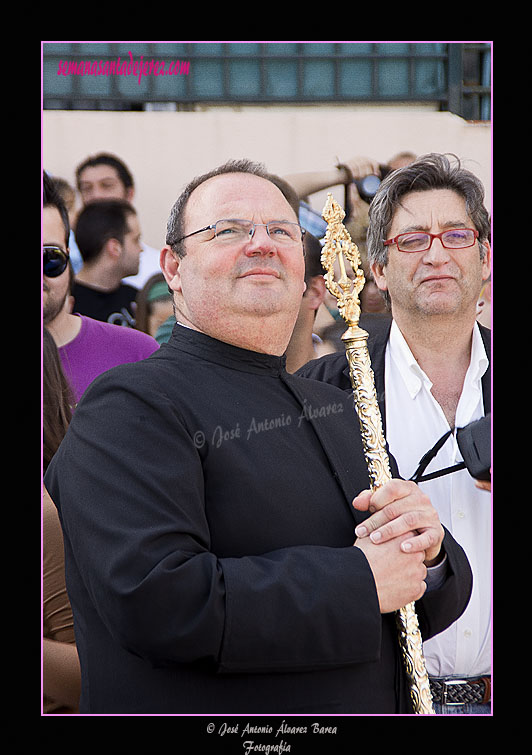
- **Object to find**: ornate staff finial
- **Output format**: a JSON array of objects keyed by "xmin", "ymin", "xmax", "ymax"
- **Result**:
[
  {"xmin": 321, "ymin": 194, "xmax": 365, "ymax": 330},
  {"xmin": 321, "ymin": 193, "xmax": 435, "ymax": 715}
]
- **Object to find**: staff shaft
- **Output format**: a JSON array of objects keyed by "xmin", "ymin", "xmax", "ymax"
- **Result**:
[
  {"xmin": 342, "ymin": 328, "xmax": 434, "ymax": 715},
  {"xmin": 320, "ymin": 194, "xmax": 434, "ymax": 714}
]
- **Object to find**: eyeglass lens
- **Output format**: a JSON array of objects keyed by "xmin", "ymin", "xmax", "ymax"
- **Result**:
[
  {"xmin": 397, "ymin": 229, "xmax": 477, "ymax": 252},
  {"xmin": 213, "ymin": 220, "xmax": 303, "ymax": 243}
]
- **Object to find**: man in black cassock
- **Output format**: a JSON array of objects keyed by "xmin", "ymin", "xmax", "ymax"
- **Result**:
[{"xmin": 44, "ymin": 159, "xmax": 472, "ymax": 714}]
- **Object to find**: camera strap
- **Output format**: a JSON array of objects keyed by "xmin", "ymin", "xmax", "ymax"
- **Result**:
[{"xmin": 409, "ymin": 429, "xmax": 466, "ymax": 484}]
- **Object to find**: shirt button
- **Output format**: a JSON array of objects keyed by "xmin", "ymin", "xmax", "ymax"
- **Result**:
[
  {"xmin": 456, "ymin": 510, "xmax": 466, "ymax": 519},
  {"xmin": 464, "ymin": 629, "xmax": 472, "ymax": 638}
]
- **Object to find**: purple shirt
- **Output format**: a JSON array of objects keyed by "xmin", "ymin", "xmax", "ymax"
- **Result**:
[{"xmin": 59, "ymin": 315, "xmax": 159, "ymax": 404}]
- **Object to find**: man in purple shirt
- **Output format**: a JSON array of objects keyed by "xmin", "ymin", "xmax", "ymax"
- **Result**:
[{"xmin": 43, "ymin": 172, "xmax": 159, "ymax": 405}]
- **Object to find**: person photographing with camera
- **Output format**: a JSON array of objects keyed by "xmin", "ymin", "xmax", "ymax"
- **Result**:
[
  {"xmin": 283, "ymin": 153, "xmax": 416, "ymax": 317},
  {"xmin": 297, "ymin": 153, "xmax": 492, "ymax": 714},
  {"xmin": 283, "ymin": 152, "xmax": 416, "ymax": 204}
]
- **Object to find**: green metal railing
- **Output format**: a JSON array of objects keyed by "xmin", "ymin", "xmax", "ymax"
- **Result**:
[{"xmin": 42, "ymin": 42, "xmax": 491, "ymax": 120}]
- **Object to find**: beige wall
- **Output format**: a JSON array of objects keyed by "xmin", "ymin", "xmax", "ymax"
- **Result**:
[{"xmin": 43, "ymin": 106, "xmax": 491, "ymax": 250}]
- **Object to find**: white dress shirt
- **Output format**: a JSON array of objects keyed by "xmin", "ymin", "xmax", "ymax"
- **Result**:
[{"xmin": 384, "ymin": 320, "xmax": 491, "ymax": 677}]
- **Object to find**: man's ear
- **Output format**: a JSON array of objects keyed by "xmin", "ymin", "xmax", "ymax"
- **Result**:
[
  {"xmin": 370, "ymin": 261, "xmax": 388, "ymax": 293},
  {"xmin": 480, "ymin": 240, "xmax": 491, "ymax": 282},
  {"xmin": 104, "ymin": 237, "xmax": 122, "ymax": 260},
  {"xmin": 160, "ymin": 246, "xmax": 182, "ymax": 293}
]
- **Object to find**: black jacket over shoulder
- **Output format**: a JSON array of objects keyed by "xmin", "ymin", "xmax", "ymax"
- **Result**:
[
  {"xmin": 45, "ymin": 323, "xmax": 472, "ymax": 714},
  {"xmin": 297, "ymin": 314, "xmax": 491, "ymax": 428}
]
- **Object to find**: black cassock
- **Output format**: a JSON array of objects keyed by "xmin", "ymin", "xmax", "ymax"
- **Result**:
[{"xmin": 45, "ymin": 324, "xmax": 472, "ymax": 714}]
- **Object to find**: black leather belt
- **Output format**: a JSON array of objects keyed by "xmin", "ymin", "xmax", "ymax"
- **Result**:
[{"xmin": 429, "ymin": 676, "xmax": 491, "ymax": 705}]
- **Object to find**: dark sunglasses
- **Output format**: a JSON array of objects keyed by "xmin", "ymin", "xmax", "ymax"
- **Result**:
[{"xmin": 43, "ymin": 245, "xmax": 69, "ymax": 278}]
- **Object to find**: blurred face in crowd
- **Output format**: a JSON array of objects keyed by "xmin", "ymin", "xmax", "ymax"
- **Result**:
[
  {"xmin": 43, "ymin": 206, "xmax": 70, "ymax": 325},
  {"xmin": 162, "ymin": 172, "xmax": 306, "ymax": 351},
  {"xmin": 371, "ymin": 188, "xmax": 491, "ymax": 322},
  {"xmin": 78, "ymin": 164, "xmax": 134, "ymax": 205},
  {"xmin": 118, "ymin": 212, "xmax": 143, "ymax": 278},
  {"xmin": 360, "ymin": 277, "xmax": 387, "ymax": 314}
]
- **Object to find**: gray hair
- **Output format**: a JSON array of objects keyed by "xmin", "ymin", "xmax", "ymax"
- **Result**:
[
  {"xmin": 166, "ymin": 158, "xmax": 300, "ymax": 258},
  {"xmin": 367, "ymin": 152, "xmax": 491, "ymax": 268}
]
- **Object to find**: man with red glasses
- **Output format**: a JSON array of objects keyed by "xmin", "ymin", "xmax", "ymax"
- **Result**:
[
  {"xmin": 43, "ymin": 172, "xmax": 159, "ymax": 406},
  {"xmin": 45, "ymin": 159, "xmax": 472, "ymax": 715},
  {"xmin": 298, "ymin": 153, "xmax": 492, "ymax": 714}
]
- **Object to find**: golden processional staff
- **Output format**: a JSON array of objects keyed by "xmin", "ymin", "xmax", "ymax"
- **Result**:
[{"xmin": 321, "ymin": 193, "xmax": 434, "ymax": 715}]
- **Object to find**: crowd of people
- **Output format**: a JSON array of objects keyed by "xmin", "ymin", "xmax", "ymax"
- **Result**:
[{"xmin": 42, "ymin": 148, "xmax": 492, "ymax": 716}]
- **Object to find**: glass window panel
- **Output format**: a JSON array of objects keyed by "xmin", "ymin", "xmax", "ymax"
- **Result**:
[
  {"xmin": 264, "ymin": 61, "xmax": 298, "ymax": 98},
  {"xmin": 43, "ymin": 43, "xmax": 72, "ymax": 55},
  {"xmin": 264, "ymin": 43, "xmax": 299, "ymax": 56},
  {"xmin": 414, "ymin": 60, "xmax": 445, "ymax": 96},
  {"xmin": 190, "ymin": 43, "xmax": 223, "ymax": 56},
  {"xmin": 228, "ymin": 60, "xmax": 261, "ymax": 97},
  {"xmin": 77, "ymin": 43, "xmax": 111, "ymax": 56},
  {"xmin": 43, "ymin": 57, "xmax": 74, "ymax": 96},
  {"xmin": 411, "ymin": 43, "xmax": 446, "ymax": 55},
  {"xmin": 151, "ymin": 43, "xmax": 188, "ymax": 57},
  {"xmin": 377, "ymin": 59, "xmax": 409, "ymax": 96},
  {"xmin": 80, "ymin": 67, "xmax": 117, "ymax": 97},
  {"xmin": 376, "ymin": 43, "xmax": 409, "ymax": 56},
  {"xmin": 190, "ymin": 60, "xmax": 223, "ymax": 98},
  {"xmin": 227, "ymin": 43, "xmax": 261, "ymax": 56},
  {"xmin": 152, "ymin": 67, "xmax": 188, "ymax": 98},
  {"xmin": 116, "ymin": 43, "xmax": 150, "ymax": 56},
  {"xmin": 303, "ymin": 42, "xmax": 335, "ymax": 56},
  {"xmin": 338, "ymin": 60, "xmax": 372, "ymax": 97},
  {"xmin": 338, "ymin": 43, "xmax": 372, "ymax": 56},
  {"xmin": 302, "ymin": 60, "xmax": 335, "ymax": 97}
]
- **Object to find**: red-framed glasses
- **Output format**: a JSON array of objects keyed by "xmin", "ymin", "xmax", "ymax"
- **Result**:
[{"xmin": 384, "ymin": 228, "xmax": 479, "ymax": 253}]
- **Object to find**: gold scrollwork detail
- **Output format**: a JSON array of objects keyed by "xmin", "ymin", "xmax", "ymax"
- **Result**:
[{"xmin": 321, "ymin": 195, "xmax": 365, "ymax": 328}]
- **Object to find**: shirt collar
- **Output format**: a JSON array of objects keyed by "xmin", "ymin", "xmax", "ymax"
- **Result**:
[
  {"xmin": 387, "ymin": 320, "xmax": 488, "ymax": 400},
  {"xmin": 388, "ymin": 320, "xmax": 430, "ymax": 399},
  {"xmin": 168, "ymin": 321, "xmax": 287, "ymax": 376}
]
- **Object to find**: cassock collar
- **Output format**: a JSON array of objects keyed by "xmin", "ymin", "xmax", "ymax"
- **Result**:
[{"xmin": 166, "ymin": 322, "xmax": 287, "ymax": 376}]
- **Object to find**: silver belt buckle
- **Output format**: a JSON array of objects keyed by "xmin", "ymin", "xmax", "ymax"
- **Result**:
[{"xmin": 443, "ymin": 678, "xmax": 468, "ymax": 705}]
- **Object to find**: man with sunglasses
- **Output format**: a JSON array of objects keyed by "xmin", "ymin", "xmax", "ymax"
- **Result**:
[
  {"xmin": 45, "ymin": 159, "xmax": 472, "ymax": 715},
  {"xmin": 297, "ymin": 153, "xmax": 492, "ymax": 714},
  {"xmin": 43, "ymin": 172, "xmax": 159, "ymax": 405}
]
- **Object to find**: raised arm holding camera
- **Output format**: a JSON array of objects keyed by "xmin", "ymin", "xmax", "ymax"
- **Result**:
[{"xmin": 283, "ymin": 153, "xmax": 417, "ymax": 318}]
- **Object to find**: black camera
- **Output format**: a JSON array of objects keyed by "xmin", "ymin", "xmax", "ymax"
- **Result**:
[
  {"xmin": 457, "ymin": 414, "xmax": 491, "ymax": 482},
  {"xmin": 410, "ymin": 413, "xmax": 491, "ymax": 484},
  {"xmin": 353, "ymin": 164, "xmax": 393, "ymax": 204}
]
